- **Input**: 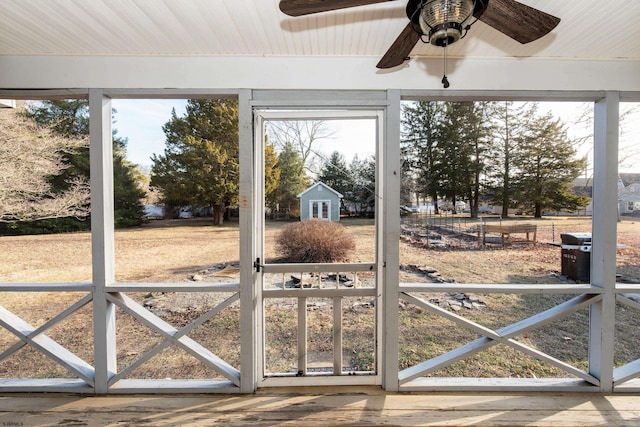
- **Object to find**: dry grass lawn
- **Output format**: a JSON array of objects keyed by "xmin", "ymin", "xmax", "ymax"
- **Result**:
[{"xmin": 1, "ymin": 216, "xmax": 639, "ymax": 380}]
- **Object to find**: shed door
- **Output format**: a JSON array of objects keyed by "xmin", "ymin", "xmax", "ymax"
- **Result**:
[
  {"xmin": 253, "ymin": 109, "xmax": 383, "ymax": 387},
  {"xmin": 310, "ymin": 200, "xmax": 331, "ymax": 220}
]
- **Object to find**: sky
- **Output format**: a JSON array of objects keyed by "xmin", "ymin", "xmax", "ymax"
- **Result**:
[
  {"xmin": 111, "ymin": 99, "xmax": 639, "ymax": 173},
  {"xmin": 112, "ymin": 99, "xmax": 187, "ymax": 166}
]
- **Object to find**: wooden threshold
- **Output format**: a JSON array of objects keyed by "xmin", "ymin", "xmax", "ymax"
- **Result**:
[{"xmin": 0, "ymin": 387, "xmax": 639, "ymax": 426}]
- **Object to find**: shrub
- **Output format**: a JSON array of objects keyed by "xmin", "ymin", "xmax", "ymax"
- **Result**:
[{"xmin": 276, "ymin": 219, "xmax": 355, "ymax": 263}]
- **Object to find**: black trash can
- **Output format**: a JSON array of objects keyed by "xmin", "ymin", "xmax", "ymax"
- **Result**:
[{"xmin": 560, "ymin": 232, "xmax": 592, "ymax": 282}]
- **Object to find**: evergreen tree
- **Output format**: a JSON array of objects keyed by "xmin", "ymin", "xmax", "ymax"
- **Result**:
[
  {"xmin": 151, "ymin": 99, "xmax": 239, "ymax": 225},
  {"xmin": 513, "ymin": 113, "xmax": 589, "ymax": 217},
  {"xmin": 275, "ymin": 141, "xmax": 309, "ymax": 218},
  {"xmin": 401, "ymin": 101, "xmax": 445, "ymax": 213},
  {"xmin": 27, "ymin": 99, "xmax": 90, "ymax": 136},
  {"xmin": 264, "ymin": 141, "xmax": 281, "ymax": 213},
  {"xmin": 319, "ymin": 151, "xmax": 352, "ymax": 210},
  {"xmin": 349, "ymin": 155, "xmax": 376, "ymax": 216},
  {"xmin": 24, "ymin": 100, "xmax": 145, "ymax": 230},
  {"xmin": 425, "ymin": 101, "xmax": 492, "ymax": 215},
  {"xmin": 434, "ymin": 102, "xmax": 474, "ymax": 213},
  {"xmin": 400, "ymin": 159, "xmax": 415, "ymax": 208},
  {"xmin": 402, "ymin": 100, "xmax": 589, "ymax": 218},
  {"xmin": 464, "ymin": 102, "xmax": 495, "ymax": 217},
  {"xmin": 486, "ymin": 102, "xmax": 536, "ymax": 218},
  {"xmin": 113, "ymin": 143, "xmax": 147, "ymax": 227}
]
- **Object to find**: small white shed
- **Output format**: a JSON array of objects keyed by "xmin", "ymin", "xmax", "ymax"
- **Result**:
[{"xmin": 297, "ymin": 182, "xmax": 343, "ymax": 222}]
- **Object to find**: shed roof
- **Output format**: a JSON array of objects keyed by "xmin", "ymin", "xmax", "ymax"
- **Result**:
[{"xmin": 297, "ymin": 182, "xmax": 344, "ymax": 199}]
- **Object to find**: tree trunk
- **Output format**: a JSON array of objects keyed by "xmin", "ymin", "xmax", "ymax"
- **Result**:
[
  {"xmin": 472, "ymin": 128, "xmax": 481, "ymax": 219},
  {"xmin": 502, "ymin": 103, "xmax": 510, "ymax": 219},
  {"xmin": 502, "ymin": 161, "xmax": 510, "ymax": 218},
  {"xmin": 469, "ymin": 189, "xmax": 478, "ymax": 218},
  {"xmin": 213, "ymin": 204, "xmax": 225, "ymax": 225},
  {"xmin": 501, "ymin": 193, "xmax": 509, "ymax": 218},
  {"xmin": 534, "ymin": 203, "xmax": 542, "ymax": 218}
]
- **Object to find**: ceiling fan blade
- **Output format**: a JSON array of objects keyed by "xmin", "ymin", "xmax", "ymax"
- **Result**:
[
  {"xmin": 377, "ymin": 23, "xmax": 421, "ymax": 69},
  {"xmin": 477, "ymin": 0, "xmax": 560, "ymax": 44},
  {"xmin": 280, "ymin": 0, "xmax": 396, "ymax": 17}
]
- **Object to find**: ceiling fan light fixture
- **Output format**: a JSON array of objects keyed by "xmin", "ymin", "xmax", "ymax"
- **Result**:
[{"xmin": 419, "ymin": 0, "xmax": 475, "ymax": 46}]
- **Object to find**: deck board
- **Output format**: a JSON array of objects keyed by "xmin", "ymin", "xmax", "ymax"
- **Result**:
[{"xmin": 1, "ymin": 387, "xmax": 639, "ymax": 426}]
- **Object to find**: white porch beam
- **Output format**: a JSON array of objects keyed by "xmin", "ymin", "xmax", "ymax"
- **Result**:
[
  {"xmin": 1, "ymin": 56, "xmax": 639, "ymax": 92},
  {"xmin": 89, "ymin": 89, "xmax": 117, "ymax": 394},
  {"xmin": 589, "ymin": 92, "xmax": 620, "ymax": 392}
]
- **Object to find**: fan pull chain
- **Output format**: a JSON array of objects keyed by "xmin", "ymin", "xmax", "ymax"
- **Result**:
[
  {"xmin": 442, "ymin": 39, "xmax": 450, "ymax": 88},
  {"xmin": 442, "ymin": 0, "xmax": 451, "ymax": 88}
]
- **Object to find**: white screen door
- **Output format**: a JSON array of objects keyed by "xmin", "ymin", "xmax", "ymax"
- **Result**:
[{"xmin": 253, "ymin": 109, "xmax": 384, "ymax": 387}]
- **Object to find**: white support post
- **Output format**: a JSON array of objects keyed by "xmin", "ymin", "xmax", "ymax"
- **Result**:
[
  {"xmin": 382, "ymin": 90, "xmax": 401, "ymax": 391},
  {"xmin": 589, "ymin": 91, "xmax": 619, "ymax": 392},
  {"xmin": 89, "ymin": 89, "xmax": 117, "ymax": 394},
  {"xmin": 333, "ymin": 296, "xmax": 342, "ymax": 374},
  {"xmin": 239, "ymin": 88, "xmax": 258, "ymax": 393},
  {"xmin": 298, "ymin": 297, "xmax": 307, "ymax": 376}
]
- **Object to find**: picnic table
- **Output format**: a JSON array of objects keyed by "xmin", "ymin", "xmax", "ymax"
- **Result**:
[{"xmin": 477, "ymin": 223, "xmax": 537, "ymax": 246}]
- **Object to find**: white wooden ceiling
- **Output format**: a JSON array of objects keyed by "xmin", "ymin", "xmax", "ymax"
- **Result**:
[{"xmin": 1, "ymin": 0, "xmax": 639, "ymax": 63}]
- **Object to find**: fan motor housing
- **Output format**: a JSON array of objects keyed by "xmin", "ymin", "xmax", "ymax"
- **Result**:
[
  {"xmin": 428, "ymin": 22, "xmax": 464, "ymax": 46},
  {"xmin": 406, "ymin": 0, "xmax": 488, "ymax": 43}
]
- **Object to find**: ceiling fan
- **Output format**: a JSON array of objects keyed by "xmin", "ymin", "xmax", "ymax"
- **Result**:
[{"xmin": 279, "ymin": 0, "xmax": 560, "ymax": 87}]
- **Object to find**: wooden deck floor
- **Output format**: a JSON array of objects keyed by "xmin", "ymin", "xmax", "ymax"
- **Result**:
[{"xmin": 1, "ymin": 387, "xmax": 639, "ymax": 426}]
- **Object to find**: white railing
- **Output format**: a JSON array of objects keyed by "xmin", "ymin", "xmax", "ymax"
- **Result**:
[
  {"xmin": 0, "ymin": 283, "xmax": 241, "ymax": 393},
  {"xmin": 259, "ymin": 262, "xmax": 379, "ymax": 387},
  {"xmin": 613, "ymin": 284, "xmax": 640, "ymax": 388},
  {"xmin": 397, "ymin": 284, "xmax": 606, "ymax": 391},
  {"xmin": 2, "ymin": 281, "xmax": 639, "ymax": 393}
]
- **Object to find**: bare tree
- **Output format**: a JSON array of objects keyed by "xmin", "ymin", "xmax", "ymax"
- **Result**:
[
  {"xmin": 0, "ymin": 107, "xmax": 90, "ymax": 222},
  {"xmin": 572, "ymin": 102, "xmax": 640, "ymax": 171},
  {"xmin": 618, "ymin": 104, "xmax": 640, "ymax": 170},
  {"xmin": 266, "ymin": 120, "xmax": 334, "ymax": 175}
]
